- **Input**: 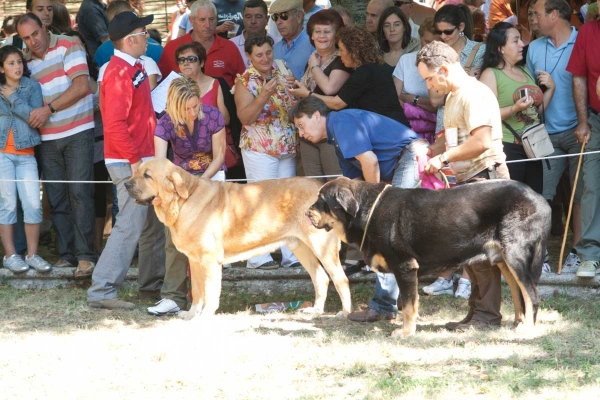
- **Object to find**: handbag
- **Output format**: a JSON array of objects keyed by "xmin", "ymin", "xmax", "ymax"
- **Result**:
[
  {"xmin": 502, "ymin": 102, "xmax": 554, "ymax": 159},
  {"xmin": 224, "ymin": 127, "xmax": 242, "ymax": 168}
]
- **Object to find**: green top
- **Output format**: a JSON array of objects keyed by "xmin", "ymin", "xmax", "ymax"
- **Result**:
[{"xmin": 492, "ymin": 67, "xmax": 540, "ymax": 143}]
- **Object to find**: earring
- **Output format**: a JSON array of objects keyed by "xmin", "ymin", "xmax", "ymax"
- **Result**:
[{"xmin": 459, "ymin": 31, "xmax": 464, "ymax": 37}]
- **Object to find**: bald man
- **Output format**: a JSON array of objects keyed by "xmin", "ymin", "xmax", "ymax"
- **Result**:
[{"xmin": 365, "ymin": 0, "xmax": 394, "ymax": 34}]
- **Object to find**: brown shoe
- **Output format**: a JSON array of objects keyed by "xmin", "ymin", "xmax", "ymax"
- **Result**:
[
  {"xmin": 54, "ymin": 258, "xmax": 74, "ymax": 268},
  {"xmin": 445, "ymin": 311, "xmax": 474, "ymax": 331},
  {"xmin": 347, "ymin": 308, "xmax": 395, "ymax": 323},
  {"xmin": 88, "ymin": 298, "xmax": 135, "ymax": 310},
  {"xmin": 74, "ymin": 260, "xmax": 95, "ymax": 278}
]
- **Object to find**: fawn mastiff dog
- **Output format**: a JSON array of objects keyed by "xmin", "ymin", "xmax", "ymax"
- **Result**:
[
  {"xmin": 307, "ymin": 177, "xmax": 551, "ymax": 336},
  {"xmin": 126, "ymin": 158, "xmax": 351, "ymax": 320}
]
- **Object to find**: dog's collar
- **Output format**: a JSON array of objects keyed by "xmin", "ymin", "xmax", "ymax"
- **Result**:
[{"xmin": 360, "ymin": 184, "xmax": 391, "ymax": 252}]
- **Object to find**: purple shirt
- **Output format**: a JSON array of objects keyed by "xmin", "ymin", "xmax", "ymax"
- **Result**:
[{"xmin": 155, "ymin": 104, "xmax": 225, "ymax": 173}]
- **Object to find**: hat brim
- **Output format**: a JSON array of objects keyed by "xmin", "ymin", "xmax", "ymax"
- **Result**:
[{"xmin": 269, "ymin": 4, "xmax": 303, "ymax": 14}]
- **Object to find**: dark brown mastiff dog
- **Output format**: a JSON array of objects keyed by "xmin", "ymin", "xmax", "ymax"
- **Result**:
[
  {"xmin": 126, "ymin": 158, "xmax": 351, "ymax": 320},
  {"xmin": 307, "ymin": 177, "xmax": 551, "ymax": 336}
]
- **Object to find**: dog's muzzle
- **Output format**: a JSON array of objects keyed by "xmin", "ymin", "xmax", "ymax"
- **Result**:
[{"xmin": 125, "ymin": 180, "xmax": 154, "ymax": 206}]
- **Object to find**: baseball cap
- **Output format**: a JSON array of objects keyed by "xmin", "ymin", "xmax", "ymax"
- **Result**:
[{"xmin": 108, "ymin": 11, "xmax": 154, "ymax": 41}]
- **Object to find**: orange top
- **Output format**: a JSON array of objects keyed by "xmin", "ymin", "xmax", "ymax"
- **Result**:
[
  {"xmin": 1, "ymin": 129, "xmax": 35, "ymax": 156},
  {"xmin": 488, "ymin": 0, "xmax": 513, "ymax": 30}
]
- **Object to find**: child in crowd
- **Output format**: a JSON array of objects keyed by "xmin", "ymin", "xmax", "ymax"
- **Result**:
[{"xmin": 0, "ymin": 45, "xmax": 52, "ymax": 273}]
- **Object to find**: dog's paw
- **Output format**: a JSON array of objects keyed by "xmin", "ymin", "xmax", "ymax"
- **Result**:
[
  {"xmin": 301, "ymin": 306, "xmax": 324, "ymax": 315},
  {"xmin": 177, "ymin": 310, "xmax": 194, "ymax": 321},
  {"xmin": 390, "ymin": 327, "xmax": 415, "ymax": 338}
]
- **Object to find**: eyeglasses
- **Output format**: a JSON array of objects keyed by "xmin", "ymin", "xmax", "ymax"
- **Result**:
[
  {"xmin": 271, "ymin": 11, "xmax": 291, "ymax": 22},
  {"xmin": 127, "ymin": 30, "xmax": 148, "ymax": 38},
  {"xmin": 434, "ymin": 26, "xmax": 458, "ymax": 36},
  {"xmin": 177, "ymin": 56, "xmax": 199, "ymax": 64}
]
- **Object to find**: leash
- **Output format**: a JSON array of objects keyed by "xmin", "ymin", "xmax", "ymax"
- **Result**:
[
  {"xmin": 360, "ymin": 184, "xmax": 391, "ymax": 252},
  {"xmin": 558, "ymin": 141, "xmax": 587, "ymax": 274}
]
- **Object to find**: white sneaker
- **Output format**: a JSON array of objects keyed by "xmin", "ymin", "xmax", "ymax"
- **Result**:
[
  {"xmin": 422, "ymin": 277, "xmax": 453, "ymax": 295},
  {"xmin": 542, "ymin": 263, "xmax": 552, "ymax": 273},
  {"xmin": 562, "ymin": 253, "xmax": 581, "ymax": 274},
  {"xmin": 147, "ymin": 299, "xmax": 180, "ymax": 316},
  {"xmin": 455, "ymin": 278, "xmax": 471, "ymax": 299}
]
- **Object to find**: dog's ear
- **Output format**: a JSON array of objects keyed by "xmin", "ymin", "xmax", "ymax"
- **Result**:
[
  {"xmin": 167, "ymin": 170, "xmax": 189, "ymax": 199},
  {"xmin": 157, "ymin": 177, "xmax": 180, "ymax": 226},
  {"xmin": 335, "ymin": 187, "xmax": 359, "ymax": 217}
]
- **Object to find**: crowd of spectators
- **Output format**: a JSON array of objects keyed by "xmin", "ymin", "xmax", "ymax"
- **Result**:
[{"xmin": 0, "ymin": 0, "xmax": 599, "ymax": 322}]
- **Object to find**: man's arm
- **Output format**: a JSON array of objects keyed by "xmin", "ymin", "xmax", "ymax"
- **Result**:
[
  {"xmin": 425, "ymin": 125, "xmax": 492, "ymax": 174},
  {"xmin": 29, "ymin": 75, "xmax": 90, "ymax": 128},
  {"xmin": 355, "ymin": 151, "xmax": 380, "ymax": 183},
  {"xmin": 573, "ymin": 75, "xmax": 591, "ymax": 143}
]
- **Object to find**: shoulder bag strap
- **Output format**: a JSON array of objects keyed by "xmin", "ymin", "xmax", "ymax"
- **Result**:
[
  {"xmin": 502, "ymin": 120, "xmax": 522, "ymax": 142},
  {"xmin": 463, "ymin": 42, "xmax": 482, "ymax": 73}
]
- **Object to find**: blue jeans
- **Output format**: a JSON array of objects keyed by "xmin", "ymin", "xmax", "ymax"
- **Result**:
[
  {"xmin": 39, "ymin": 130, "xmax": 97, "ymax": 264},
  {"xmin": 369, "ymin": 139, "xmax": 428, "ymax": 317},
  {"xmin": 0, "ymin": 153, "xmax": 42, "ymax": 224}
]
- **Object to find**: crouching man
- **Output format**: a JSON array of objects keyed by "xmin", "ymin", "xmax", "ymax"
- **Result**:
[{"xmin": 289, "ymin": 96, "xmax": 428, "ymax": 323}]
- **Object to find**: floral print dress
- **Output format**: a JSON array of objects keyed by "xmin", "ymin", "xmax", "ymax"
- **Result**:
[{"xmin": 235, "ymin": 65, "xmax": 298, "ymax": 156}]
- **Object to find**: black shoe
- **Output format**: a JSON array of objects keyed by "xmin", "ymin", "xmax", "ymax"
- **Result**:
[{"xmin": 344, "ymin": 262, "xmax": 364, "ymax": 276}]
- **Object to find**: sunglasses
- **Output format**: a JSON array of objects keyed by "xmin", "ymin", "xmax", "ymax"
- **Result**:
[
  {"xmin": 434, "ymin": 26, "xmax": 458, "ymax": 36},
  {"xmin": 127, "ymin": 30, "xmax": 148, "ymax": 38},
  {"xmin": 177, "ymin": 56, "xmax": 199, "ymax": 64},
  {"xmin": 271, "ymin": 11, "xmax": 292, "ymax": 22}
]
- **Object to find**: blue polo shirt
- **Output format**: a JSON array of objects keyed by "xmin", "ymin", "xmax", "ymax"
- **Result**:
[
  {"xmin": 526, "ymin": 28, "xmax": 578, "ymax": 134},
  {"xmin": 273, "ymin": 29, "xmax": 314, "ymax": 80},
  {"xmin": 326, "ymin": 109, "xmax": 420, "ymax": 182},
  {"xmin": 94, "ymin": 38, "xmax": 163, "ymax": 68}
]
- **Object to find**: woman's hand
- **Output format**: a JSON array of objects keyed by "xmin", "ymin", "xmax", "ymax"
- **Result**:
[
  {"xmin": 288, "ymin": 80, "xmax": 310, "ymax": 98},
  {"xmin": 513, "ymin": 95, "xmax": 534, "ymax": 114},
  {"xmin": 536, "ymin": 70, "xmax": 555, "ymax": 91},
  {"xmin": 0, "ymin": 85, "xmax": 16, "ymax": 98},
  {"xmin": 260, "ymin": 78, "xmax": 279, "ymax": 98},
  {"xmin": 307, "ymin": 52, "xmax": 321, "ymax": 70},
  {"xmin": 282, "ymin": 73, "xmax": 296, "ymax": 88}
]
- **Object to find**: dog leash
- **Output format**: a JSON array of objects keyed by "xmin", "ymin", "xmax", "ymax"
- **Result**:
[{"xmin": 360, "ymin": 184, "xmax": 391, "ymax": 252}]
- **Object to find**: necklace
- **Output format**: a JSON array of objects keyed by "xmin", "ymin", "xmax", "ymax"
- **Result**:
[{"xmin": 544, "ymin": 40, "xmax": 568, "ymax": 76}]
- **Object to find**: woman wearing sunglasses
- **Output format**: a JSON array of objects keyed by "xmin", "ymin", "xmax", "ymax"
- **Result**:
[
  {"xmin": 430, "ymin": 4, "xmax": 486, "ymax": 133},
  {"xmin": 291, "ymin": 25, "xmax": 408, "ymax": 126},
  {"xmin": 233, "ymin": 33, "xmax": 300, "ymax": 271},
  {"xmin": 149, "ymin": 77, "xmax": 227, "ymax": 315},
  {"xmin": 174, "ymin": 42, "xmax": 230, "ymax": 125}
]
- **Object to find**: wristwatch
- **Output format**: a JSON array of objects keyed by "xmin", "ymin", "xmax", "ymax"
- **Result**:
[
  {"xmin": 48, "ymin": 103, "xmax": 56, "ymax": 114},
  {"xmin": 412, "ymin": 95, "xmax": 419, "ymax": 106},
  {"xmin": 440, "ymin": 152, "xmax": 450, "ymax": 166}
]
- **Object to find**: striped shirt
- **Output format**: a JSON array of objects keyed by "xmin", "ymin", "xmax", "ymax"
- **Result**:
[{"xmin": 27, "ymin": 33, "xmax": 94, "ymax": 141}]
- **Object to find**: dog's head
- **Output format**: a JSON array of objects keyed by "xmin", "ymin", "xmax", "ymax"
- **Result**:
[
  {"xmin": 306, "ymin": 177, "xmax": 361, "ymax": 243},
  {"xmin": 126, "ymin": 158, "xmax": 189, "ymax": 226}
]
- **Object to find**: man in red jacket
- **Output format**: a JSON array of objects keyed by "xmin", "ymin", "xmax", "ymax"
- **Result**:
[
  {"xmin": 87, "ymin": 11, "xmax": 166, "ymax": 310},
  {"xmin": 158, "ymin": 0, "xmax": 245, "ymax": 87}
]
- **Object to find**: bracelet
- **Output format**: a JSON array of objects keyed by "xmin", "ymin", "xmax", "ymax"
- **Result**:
[
  {"xmin": 509, "ymin": 104, "xmax": 514, "ymax": 117},
  {"xmin": 412, "ymin": 95, "xmax": 419, "ymax": 106},
  {"xmin": 310, "ymin": 65, "xmax": 320, "ymax": 71},
  {"xmin": 48, "ymin": 103, "xmax": 56, "ymax": 114}
]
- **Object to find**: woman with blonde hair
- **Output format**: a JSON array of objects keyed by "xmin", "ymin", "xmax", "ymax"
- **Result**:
[{"xmin": 147, "ymin": 76, "xmax": 226, "ymax": 316}]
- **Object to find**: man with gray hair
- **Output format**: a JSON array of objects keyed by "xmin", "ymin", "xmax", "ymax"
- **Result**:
[
  {"xmin": 271, "ymin": 0, "xmax": 314, "ymax": 80},
  {"xmin": 158, "ymin": 0, "xmax": 245, "ymax": 86},
  {"xmin": 366, "ymin": 0, "xmax": 394, "ymax": 35}
]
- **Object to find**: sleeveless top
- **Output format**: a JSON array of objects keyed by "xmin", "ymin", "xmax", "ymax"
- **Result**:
[{"xmin": 491, "ymin": 67, "xmax": 540, "ymax": 143}]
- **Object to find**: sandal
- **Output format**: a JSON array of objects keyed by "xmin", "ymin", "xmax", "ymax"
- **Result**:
[{"xmin": 74, "ymin": 260, "xmax": 95, "ymax": 278}]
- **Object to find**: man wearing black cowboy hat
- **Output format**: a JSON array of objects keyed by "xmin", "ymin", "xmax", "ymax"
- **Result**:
[{"xmin": 87, "ymin": 11, "xmax": 166, "ymax": 310}]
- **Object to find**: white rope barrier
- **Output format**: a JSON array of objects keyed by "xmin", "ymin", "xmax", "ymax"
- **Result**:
[{"xmin": 1, "ymin": 150, "xmax": 599, "ymax": 184}]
